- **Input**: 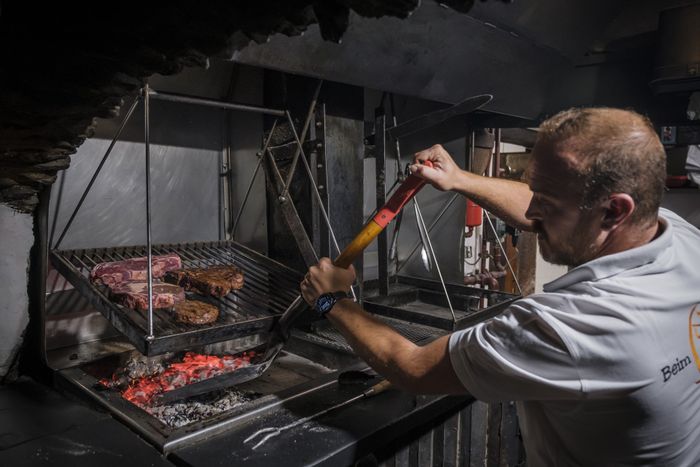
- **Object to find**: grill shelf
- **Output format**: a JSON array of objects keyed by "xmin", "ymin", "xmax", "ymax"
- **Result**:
[{"xmin": 51, "ymin": 240, "xmax": 303, "ymax": 356}]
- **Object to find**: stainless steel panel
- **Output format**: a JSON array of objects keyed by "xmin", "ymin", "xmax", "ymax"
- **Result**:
[
  {"xmin": 226, "ymin": 66, "xmax": 268, "ymax": 253},
  {"xmin": 48, "ymin": 99, "xmax": 223, "ymax": 250},
  {"xmin": 396, "ymin": 138, "xmax": 467, "ymax": 284}
]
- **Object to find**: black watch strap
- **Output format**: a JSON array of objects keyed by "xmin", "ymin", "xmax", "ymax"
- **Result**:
[{"xmin": 315, "ymin": 291, "xmax": 351, "ymax": 318}]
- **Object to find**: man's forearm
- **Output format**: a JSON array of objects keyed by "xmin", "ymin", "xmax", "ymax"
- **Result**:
[
  {"xmin": 326, "ymin": 300, "xmax": 465, "ymax": 394},
  {"xmin": 453, "ymin": 170, "xmax": 534, "ymax": 231}
]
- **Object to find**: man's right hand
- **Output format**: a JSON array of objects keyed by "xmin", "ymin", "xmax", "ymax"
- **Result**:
[{"xmin": 410, "ymin": 144, "xmax": 461, "ymax": 191}]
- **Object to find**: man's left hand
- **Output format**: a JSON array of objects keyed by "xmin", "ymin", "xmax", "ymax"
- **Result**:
[{"xmin": 300, "ymin": 258, "xmax": 355, "ymax": 306}]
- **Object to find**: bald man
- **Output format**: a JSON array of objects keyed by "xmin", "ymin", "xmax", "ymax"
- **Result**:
[{"xmin": 301, "ymin": 108, "xmax": 700, "ymax": 465}]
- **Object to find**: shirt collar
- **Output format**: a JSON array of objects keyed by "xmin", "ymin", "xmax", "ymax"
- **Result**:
[{"xmin": 543, "ymin": 212, "xmax": 672, "ymax": 292}]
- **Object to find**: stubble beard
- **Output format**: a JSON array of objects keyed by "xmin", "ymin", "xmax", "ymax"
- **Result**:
[{"xmin": 538, "ymin": 231, "xmax": 595, "ymax": 268}]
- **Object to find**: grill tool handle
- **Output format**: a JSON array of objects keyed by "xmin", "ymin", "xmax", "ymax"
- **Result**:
[
  {"xmin": 363, "ymin": 379, "xmax": 392, "ymax": 397},
  {"xmin": 270, "ymin": 161, "xmax": 433, "ymax": 353},
  {"xmin": 333, "ymin": 160, "xmax": 433, "ymax": 269}
]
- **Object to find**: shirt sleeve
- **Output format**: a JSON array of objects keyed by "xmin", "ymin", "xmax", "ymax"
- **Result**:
[{"xmin": 449, "ymin": 299, "xmax": 583, "ymax": 402}]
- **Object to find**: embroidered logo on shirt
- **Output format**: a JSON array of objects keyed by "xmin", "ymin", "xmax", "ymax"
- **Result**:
[{"xmin": 687, "ymin": 304, "xmax": 700, "ymax": 383}]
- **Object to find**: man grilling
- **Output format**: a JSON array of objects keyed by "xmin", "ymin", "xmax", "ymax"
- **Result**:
[{"xmin": 300, "ymin": 107, "xmax": 700, "ymax": 465}]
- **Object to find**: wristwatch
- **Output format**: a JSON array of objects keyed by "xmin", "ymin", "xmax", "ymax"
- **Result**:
[{"xmin": 315, "ymin": 291, "xmax": 351, "ymax": 318}]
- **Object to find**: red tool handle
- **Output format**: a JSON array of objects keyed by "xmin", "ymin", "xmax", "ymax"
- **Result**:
[
  {"xmin": 372, "ymin": 160, "xmax": 433, "ymax": 228},
  {"xmin": 333, "ymin": 160, "xmax": 433, "ymax": 268}
]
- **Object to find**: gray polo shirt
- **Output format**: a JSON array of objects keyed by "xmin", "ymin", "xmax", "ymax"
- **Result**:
[{"xmin": 449, "ymin": 208, "xmax": 700, "ymax": 466}]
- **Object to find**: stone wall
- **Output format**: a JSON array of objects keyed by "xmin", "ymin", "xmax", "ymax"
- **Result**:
[{"xmin": 0, "ymin": 205, "xmax": 33, "ymax": 379}]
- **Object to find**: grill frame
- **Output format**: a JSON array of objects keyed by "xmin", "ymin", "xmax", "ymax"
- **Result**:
[{"xmin": 50, "ymin": 240, "xmax": 303, "ymax": 356}]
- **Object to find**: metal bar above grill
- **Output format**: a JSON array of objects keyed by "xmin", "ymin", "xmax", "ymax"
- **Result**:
[{"xmin": 50, "ymin": 240, "xmax": 303, "ymax": 356}]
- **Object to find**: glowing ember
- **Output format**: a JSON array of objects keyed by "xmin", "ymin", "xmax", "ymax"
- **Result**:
[{"xmin": 114, "ymin": 351, "xmax": 255, "ymax": 407}]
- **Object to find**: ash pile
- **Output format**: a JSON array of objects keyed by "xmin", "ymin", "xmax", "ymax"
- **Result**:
[{"xmin": 148, "ymin": 389, "xmax": 253, "ymax": 428}]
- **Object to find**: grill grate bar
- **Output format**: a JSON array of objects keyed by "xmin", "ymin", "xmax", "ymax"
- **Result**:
[
  {"xmin": 174, "ymin": 248, "xmax": 277, "ymax": 318},
  {"xmin": 186, "ymin": 247, "xmax": 286, "ymax": 311},
  {"xmin": 184, "ymin": 249, "xmax": 280, "ymax": 316},
  {"xmin": 206, "ymin": 245, "xmax": 299, "ymax": 292},
  {"xmin": 50, "ymin": 240, "xmax": 303, "ymax": 355}
]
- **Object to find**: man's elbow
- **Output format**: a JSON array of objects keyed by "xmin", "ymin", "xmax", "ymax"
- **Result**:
[{"xmin": 387, "ymin": 345, "xmax": 466, "ymax": 395}]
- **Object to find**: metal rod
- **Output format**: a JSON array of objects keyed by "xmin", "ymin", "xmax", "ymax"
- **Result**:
[
  {"xmin": 147, "ymin": 89, "xmax": 285, "ymax": 117},
  {"xmin": 375, "ymin": 112, "xmax": 389, "ymax": 296},
  {"xmin": 484, "ymin": 210, "xmax": 522, "ymax": 295},
  {"xmin": 232, "ymin": 118, "xmax": 280, "ymax": 238},
  {"xmin": 413, "ymin": 199, "xmax": 457, "ymax": 323},
  {"xmin": 388, "ymin": 210, "xmax": 403, "ymax": 264},
  {"xmin": 265, "ymin": 148, "xmax": 286, "ymax": 187},
  {"xmin": 54, "ymin": 95, "xmax": 140, "ymax": 249},
  {"xmin": 389, "ymin": 94, "xmax": 402, "ymax": 176},
  {"xmin": 388, "ymin": 95, "xmax": 404, "ymax": 266},
  {"xmin": 144, "ymin": 85, "xmax": 154, "ymax": 339},
  {"xmin": 396, "ymin": 193, "xmax": 460, "ymax": 273},
  {"xmin": 283, "ymin": 111, "xmax": 357, "ymax": 301},
  {"xmin": 265, "ymin": 148, "xmax": 320, "ymax": 267},
  {"xmin": 282, "ymin": 80, "xmax": 323, "ymax": 196}
]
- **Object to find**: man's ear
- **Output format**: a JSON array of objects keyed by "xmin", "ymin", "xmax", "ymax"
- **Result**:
[{"xmin": 601, "ymin": 193, "xmax": 635, "ymax": 230}]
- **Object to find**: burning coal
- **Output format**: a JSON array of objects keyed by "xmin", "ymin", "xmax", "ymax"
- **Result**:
[
  {"xmin": 100, "ymin": 351, "xmax": 257, "ymax": 426},
  {"xmin": 118, "ymin": 352, "xmax": 255, "ymax": 406}
]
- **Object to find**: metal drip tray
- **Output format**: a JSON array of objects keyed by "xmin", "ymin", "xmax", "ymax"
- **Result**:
[
  {"xmin": 50, "ymin": 240, "xmax": 302, "ymax": 355},
  {"xmin": 55, "ymin": 336, "xmax": 358, "ymax": 453}
]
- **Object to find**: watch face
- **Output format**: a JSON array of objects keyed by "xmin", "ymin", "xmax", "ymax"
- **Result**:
[{"xmin": 316, "ymin": 294, "xmax": 335, "ymax": 314}]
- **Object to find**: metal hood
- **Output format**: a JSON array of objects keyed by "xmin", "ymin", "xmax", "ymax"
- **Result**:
[
  {"xmin": 228, "ymin": 2, "xmax": 569, "ymax": 120},
  {"xmin": 228, "ymin": 1, "xmax": 627, "ymax": 120}
]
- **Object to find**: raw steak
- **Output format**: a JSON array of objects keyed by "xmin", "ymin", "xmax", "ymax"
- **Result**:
[
  {"xmin": 164, "ymin": 265, "xmax": 244, "ymax": 298},
  {"xmin": 91, "ymin": 254, "xmax": 182, "ymax": 287},
  {"xmin": 174, "ymin": 300, "xmax": 220, "ymax": 325},
  {"xmin": 110, "ymin": 281, "xmax": 185, "ymax": 311}
]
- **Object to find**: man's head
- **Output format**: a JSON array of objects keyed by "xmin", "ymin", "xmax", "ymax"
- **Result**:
[{"xmin": 525, "ymin": 107, "xmax": 666, "ymax": 267}]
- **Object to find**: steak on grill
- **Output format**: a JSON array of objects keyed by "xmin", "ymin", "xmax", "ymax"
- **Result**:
[
  {"xmin": 91, "ymin": 254, "xmax": 182, "ymax": 287},
  {"xmin": 174, "ymin": 299, "xmax": 220, "ymax": 325},
  {"xmin": 109, "ymin": 281, "xmax": 186, "ymax": 311},
  {"xmin": 164, "ymin": 265, "xmax": 244, "ymax": 298}
]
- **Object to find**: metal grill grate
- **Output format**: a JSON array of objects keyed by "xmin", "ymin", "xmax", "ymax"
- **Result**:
[
  {"xmin": 298, "ymin": 316, "xmax": 447, "ymax": 353},
  {"xmin": 51, "ymin": 240, "xmax": 302, "ymax": 356}
]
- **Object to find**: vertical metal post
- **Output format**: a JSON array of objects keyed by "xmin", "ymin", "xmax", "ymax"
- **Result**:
[
  {"xmin": 312, "ymin": 104, "xmax": 330, "ymax": 258},
  {"xmin": 375, "ymin": 109, "xmax": 389, "ymax": 296},
  {"xmin": 144, "ymin": 84, "xmax": 154, "ymax": 339}
]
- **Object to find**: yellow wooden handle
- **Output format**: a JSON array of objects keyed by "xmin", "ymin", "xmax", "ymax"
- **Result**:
[
  {"xmin": 333, "ymin": 220, "xmax": 384, "ymax": 269},
  {"xmin": 364, "ymin": 379, "xmax": 392, "ymax": 397}
]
